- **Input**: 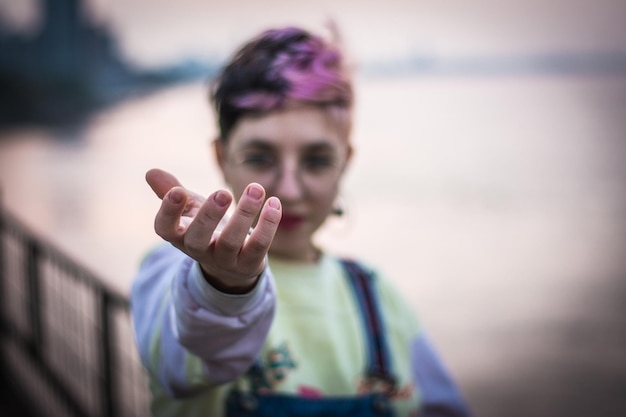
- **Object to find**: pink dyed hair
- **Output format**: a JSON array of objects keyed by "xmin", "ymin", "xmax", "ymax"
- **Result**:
[{"xmin": 210, "ymin": 26, "xmax": 354, "ymax": 140}]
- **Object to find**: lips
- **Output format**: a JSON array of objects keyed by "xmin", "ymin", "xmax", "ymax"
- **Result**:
[{"xmin": 279, "ymin": 213, "xmax": 305, "ymax": 229}]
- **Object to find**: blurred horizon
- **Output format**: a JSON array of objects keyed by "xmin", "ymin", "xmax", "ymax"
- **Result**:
[{"xmin": 2, "ymin": 0, "xmax": 626, "ymax": 70}]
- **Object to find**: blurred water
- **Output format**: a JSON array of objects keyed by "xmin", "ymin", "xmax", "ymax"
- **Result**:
[{"xmin": 1, "ymin": 74, "xmax": 625, "ymax": 416}]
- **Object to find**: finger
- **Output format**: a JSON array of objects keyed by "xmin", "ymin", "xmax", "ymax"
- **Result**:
[
  {"xmin": 146, "ymin": 168, "xmax": 183, "ymax": 200},
  {"xmin": 184, "ymin": 189, "xmax": 233, "ymax": 254},
  {"xmin": 153, "ymin": 186, "xmax": 189, "ymax": 245},
  {"xmin": 214, "ymin": 183, "xmax": 266, "ymax": 261},
  {"xmin": 239, "ymin": 196, "xmax": 282, "ymax": 270},
  {"xmin": 146, "ymin": 169, "xmax": 207, "ymax": 215}
]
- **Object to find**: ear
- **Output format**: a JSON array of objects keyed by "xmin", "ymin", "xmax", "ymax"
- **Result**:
[
  {"xmin": 342, "ymin": 144, "xmax": 354, "ymax": 172},
  {"xmin": 213, "ymin": 138, "xmax": 227, "ymax": 171}
]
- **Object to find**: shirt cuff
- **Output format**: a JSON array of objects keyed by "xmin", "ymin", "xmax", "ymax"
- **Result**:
[{"xmin": 190, "ymin": 261, "xmax": 269, "ymax": 316}]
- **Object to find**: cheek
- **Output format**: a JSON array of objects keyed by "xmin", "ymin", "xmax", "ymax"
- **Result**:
[{"xmin": 312, "ymin": 184, "xmax": 340, "ymax": 211}]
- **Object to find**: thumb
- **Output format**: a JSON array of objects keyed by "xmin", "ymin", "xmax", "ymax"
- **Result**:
[{"xmin": 146, "ymin": 168, "xmax": 183, "ymax": 200}]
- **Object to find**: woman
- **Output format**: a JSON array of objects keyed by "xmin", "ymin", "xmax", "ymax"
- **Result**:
[{"xmin": 131, "ymin": 26, "xmax": 472, "ymax": 417}]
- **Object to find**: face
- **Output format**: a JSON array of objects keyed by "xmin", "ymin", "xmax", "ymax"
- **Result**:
[{"xmin": 215, "ymin": 105, "xmax": 352, "ymax": 262}]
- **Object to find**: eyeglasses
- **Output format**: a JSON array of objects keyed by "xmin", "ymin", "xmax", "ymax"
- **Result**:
[{"xmin": 227, "ymin": 145, "xmax": 347, "ymax": 192}]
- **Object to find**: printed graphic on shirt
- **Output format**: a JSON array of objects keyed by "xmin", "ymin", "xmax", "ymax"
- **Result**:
[
  {"xmin": 249, "ymin": 342, "xmax": 298, "ymax": 392},
  {"xmin": 266, "ymin": 342, "xmax": 297, "ymax": 386},
  {"xmin": 250, "ymin": 342, "xmax": 421, "ymax": 415},
  {"xmin": 264, "ymin": 344, "xmax": 327, "ymax": 398},
  {"xmin": 257, "ymin": 342, "xmax": 417, "ymax": 400}
]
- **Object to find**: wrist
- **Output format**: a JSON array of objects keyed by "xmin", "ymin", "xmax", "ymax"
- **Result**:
[{"xmin": 199, "ymin": 267, "xmax": 260, "ymax": 295}]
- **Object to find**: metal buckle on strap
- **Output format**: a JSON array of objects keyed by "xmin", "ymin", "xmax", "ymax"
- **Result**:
[{"xmin": 361, "ymin": 371, "xmax": 398, "ymax": 396}]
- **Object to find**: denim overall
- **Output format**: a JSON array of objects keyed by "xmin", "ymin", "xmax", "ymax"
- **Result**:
[{"xmin": 226, "ymin": 259, "xmax": 399, "ymax": 417}]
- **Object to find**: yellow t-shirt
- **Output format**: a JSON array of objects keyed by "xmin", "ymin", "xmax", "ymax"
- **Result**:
[{"xmin": 147, "ymin": 253, "xmax": 421, "ymax": 417}]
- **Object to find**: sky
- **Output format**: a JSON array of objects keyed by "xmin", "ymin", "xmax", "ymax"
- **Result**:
[{"xmin": 1, "ymin": 0, "xmax": 626, "ymax": 67}]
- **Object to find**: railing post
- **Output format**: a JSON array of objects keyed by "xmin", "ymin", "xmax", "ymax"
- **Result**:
[
  {"xmin": 100, "ymin": 291, "xmax": 115, "ymax": 417},
  {"xmin": 0, "ymin": 198, "xmax": 5, "ymax": 334},
  {"xmin": 26, "ymin": 238, "xmax": 44, "ymax": 356}
]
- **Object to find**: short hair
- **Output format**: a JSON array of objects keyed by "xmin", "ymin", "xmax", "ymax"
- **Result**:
[{"xmin": 210, "ymin": 26, "xmax": 354, "ymax": 141}]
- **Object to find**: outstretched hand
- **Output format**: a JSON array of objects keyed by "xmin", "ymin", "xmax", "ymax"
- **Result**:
[{"xmin": 146, "ymin": 168, "xmax": 282, "ymax": 293}]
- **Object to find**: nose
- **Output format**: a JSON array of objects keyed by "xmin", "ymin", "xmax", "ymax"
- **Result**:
[{"xmin": 272, "ymin": 161, "xmax": 304, "ymax": 202}]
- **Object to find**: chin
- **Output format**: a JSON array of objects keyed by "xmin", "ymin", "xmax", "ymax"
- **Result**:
[{"xmin": 270, "ymin": 236, "xmax": 309, "ymax": 260}]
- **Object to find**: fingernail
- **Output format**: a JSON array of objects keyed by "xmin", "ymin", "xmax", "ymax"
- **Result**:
[
  {"xmin": 168, "ymin": 190, "xmax": 183, "ymax": 204},
  {"xmin": 214, "ymin": 191, "xmax": 229, "ymax": 207},
  {"xmin": 247, "ymin": 184, "xmax": 263, "ymax": 200},
  {"xmin": 268, "ymin": 197, "xmax": 281, "ymax": 210}
]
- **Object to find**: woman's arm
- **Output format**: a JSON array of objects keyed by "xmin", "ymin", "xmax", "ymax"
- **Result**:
[
  {"xmin": 411, "ymin": 333, "xmax": 474, "ymax": 417},
  {"xmin": 131, "ymin": 244, "xmax": 276, "ymax": 398}
]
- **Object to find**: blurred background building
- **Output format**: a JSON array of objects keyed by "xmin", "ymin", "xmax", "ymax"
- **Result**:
[{"xmin": 0, "ymin": 0, "xmax": 212, "ymax": 126}]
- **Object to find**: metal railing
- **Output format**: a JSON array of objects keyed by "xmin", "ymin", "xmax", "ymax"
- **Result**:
[{"xmin": 0, "ymin": 205, "xmax": 150, "ymax": 417}]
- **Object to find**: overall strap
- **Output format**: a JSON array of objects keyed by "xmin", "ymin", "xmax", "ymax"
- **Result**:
[{"xmin": 341, "ymin": 259, "xmax": 397, "ymax": 390}]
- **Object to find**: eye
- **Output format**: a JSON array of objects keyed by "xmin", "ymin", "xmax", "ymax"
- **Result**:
[
  {"xmin": 242, "ymin": 152, "xmax": 276, "ymax": 169},
  {"xmin": 302, "ymin": 154, "xmax": 334, "ymax": 171}
]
